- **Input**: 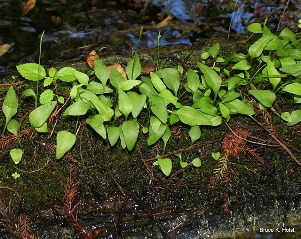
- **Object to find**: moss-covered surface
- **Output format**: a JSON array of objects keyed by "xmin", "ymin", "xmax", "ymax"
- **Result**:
[{"xmin": 0, "ymin": 39, "xmax": 301, "ymax": 238}]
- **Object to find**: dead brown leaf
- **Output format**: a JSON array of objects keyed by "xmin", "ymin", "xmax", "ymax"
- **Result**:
[
  {"xmin": 22, "ymin": 0, "xmax": 36, "ymax": 16},
  {"xmin": 156, "ymin": 15, "xmax": 173, "ymax": 29},
  {"xmin": 107, "ymin": 64, "xmax": 127, "ymax": 79},
  {"xmin": 86, "ymin": 50, "xmax": 100, "ymax": 69},
  {"xmin": 0, "ymin": 44, "xmax": 12, "ymax": 57}
]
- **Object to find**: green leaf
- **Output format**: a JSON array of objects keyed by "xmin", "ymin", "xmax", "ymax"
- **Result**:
[
  {"xmin": 187, "ymin": 69, "xmax": 200, "ymax": 93},
  {"xmin": 282, "ymin": 83, "xmax": 301, "ymax": 96},
  {"xmin": 281, "ymin": 112, "xmax": 291, "ymax": 122},
  {"xmin": 119, "ymin": 127, "xmax": 126, "ymax": 149},
  {"xmin": 48, "ymin": 67, "xmax": 57, "ymax": 78},
  {"xmin": 139, "ymin": 81, "xmax": 157, "ymax": 97},
  {"xmin": 56, "ymin": 131, "xmax": 76, "ymax": 159},
  {"xmin": 227, "ymin": 76, "xmax": 242, "ymax": 91},
  {"xmin": 107, "ymin": 126, "xmax": 120, "ymax": 146},
  {"xmin": 127, "ymin": 92, "xmax": 146, "ymax": 118},
  {"xmin": 192, "ymin": 158, "xmax": 202, "ymax": 167},
  {"xmin": 87, "ymin": 81, "xmax": 105, "ymax": 94},
  {"xmin": 94, "ymin": 59, "xmax": 109, "ymax": 86},
  {"xmin": 122, "ymin": 120, "xmax": 139, "ymax": 151},
  {"xmin": 150, "ymin": 72, "xmax": 166, "ymax": 92},
  {"xmin": 197, "ymin": 63, "xmax": 222, "ymax": 98},
  {"xmin": 279, "ymin": 28, "xmax": 298, "ymax": 45},
  {"xmin": 29, "ymin": 101, "xmax": 57, "ymax": 128},
  {"xmin": 158, "ymin": 89, "xmax": 180, "ymax": 107},
  {"xmin": 280, "ymin": 62, "xmax": 301, "ymax": 76},
  {"xmin": 248, "ymin": 90, "xmax": 276, "ymax": 107},
  {"xmin": 153, "ymin": 158, "xmax": 172, "ymax": 176},
  {"xmin": 189, "ymin": 126, "xmax": 201, "ymax": 145},
  {"xmin": 2, "ymin": 86, "xmax": 18, "ymax": 128},
  {"xmin": 44, "ymin": 77, "xmax": 53, "ymax": 87},
  {"xmin": 118, "ymin": 90, "xmax": 133, "ymax": 118},
  {"xmin": 247, "ymin": 23, "xmax": 263, "ymax": 33},
  {"xmin": 220, "ymin": 91, "xmax": 241, "ymax": 103},
  {"xmin": 224, "ymin": 99, "xmax": 255, "ymax": 115},
  {"xmin": 162, "ymin": 126, "xmax": 171, "ymax": 151},
  {"xmin": 86, "ymin": 114, "xmax": 106, "ymax": 139},
  {"xmin": 16, "ymin": 63, "xmax": 46, "ymax": 81},
  {"xmin": 74, "ymin": 70, "xmax": 89, "ymax": 86},
  {"xmin": 267, "ymin": 59, "xmax": 281, "ymax": 90},
  {"xmin": 10, "ymin": 148, "xmax": 23, "ymax": 164},
  {"xmin": 294, "ymin": 97, "xmax": 301, "ymax": 104},
  {"xmin": 192, "ymin": 96, "xmax": 218, "ymax": 116},
  {"xmin": 70, "ymin": 85, "xmax": 79, "ymax": 99},
  {"xmin": 232, "ymin": 60, "xmax": 251, "ymax": 70},
  {"xmin": 212, "ymin": 152, "xmax": 221, "ymax": 160},
  {"xmin": 219, "ymin": 103, "xmax": 230, "ymax": 119},
  {"xmin": 39, "ymin": 89, "xmax": 54, "ymax": 105},
  {"xmin": 156, "ymin": 68, "xmax": 180, "ymax": 95},
  {"xmin": 248, "ymin": 34, "xmax": 275, "ymax": 58},
  {"xmin": 90, "ymin": 99, "xmax": 114, "ymax": 121},
  {"xmin": 120, "ymin": 80, "xmax": 142, "ymax": 91},
  {"xmin": 169, "ymin": 114, "xmax": 179, "ymax": 125},
  {"xmin": 22, "ymin": 89, "xmax": 36, "ymax": 100},
  {"xmin": 147, "ymin": 116, "xmax": 166, "ymax": 146},
  {"xmin": 35, "ymin": 122, "xmax": 48, "ymax": 133},
  {"xmin": 7, "ymin": 119, "xmax": 20, "ymax": 135},
  {"xmin": 58, "ymin": 96, "xmax": 64, "ymax": 104},
  {"xmin": 110, "ymin": 68, "xmax": 126, "ymax": 89},
  {"xmin": 56, "ymin": 67, "xmax": 77, "ymax": 82},
  {"xmin": 78, "ymin": 89, "xmax": 98, "ymax": 102},
  {"xmin": 180, "ymin": 159, "xmax": 188, "ymax": 168},
  {"xmin": 208, "ymin": 43, "xmax": 220, "ymax": 58},
  {"xmin": 126, "ymin": 53, "xmax": 141, "ymax": 81},
  {"xmin": 281, "ymin": 109, "xmax": 301, "ymax": 126},
  {"xmin": 173, "ymin": 106, "xmax": 212, "ymax": 126},
  {"xmin": 63, "ymin": 100, "xmax": 91, "ymax": 116},
  {"xmin": 149, "ymin": 95, "xmax": 168, "ymax": 123}
]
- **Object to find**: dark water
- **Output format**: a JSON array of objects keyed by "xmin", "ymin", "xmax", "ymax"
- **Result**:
[{"xmin": 0, "ymin": 0, "xmax": 300, "ymax": 73}]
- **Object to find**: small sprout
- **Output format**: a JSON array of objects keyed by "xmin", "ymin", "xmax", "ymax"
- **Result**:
[
  {"xmin": 212, "ymin": 152, "xmax": 221, "ymax": 160},
  {"xmin": 12, "ymin": 172, "xmax": 21, "ymax": 179}
]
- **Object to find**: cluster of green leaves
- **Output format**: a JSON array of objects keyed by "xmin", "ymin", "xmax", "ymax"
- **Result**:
[{"xmin": 2, "ymin": 23, "xmax": 301, "ymax": 176}]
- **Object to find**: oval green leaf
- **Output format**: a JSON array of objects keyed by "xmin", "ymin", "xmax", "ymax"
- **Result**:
[
  {"xmin": 10, "ymin": 148, "xmax": 23, "ymax": 164},
  {"xmin": 153, "ymin": 158, "xmax": 172, "ymax": 176},
  {"xmin": 56, "ymin": 131, "xmax": 76, "ymax": 159},
  {"xmin": 248, "ymin": 90, "xmax": 276, "ymax": 107},
  {"xmin": 282, "ymin": 83, "xmax": 301, "ymax": 96},
  {"xmin": 29, "ymin": 101, "xmax": 57, "ymax": 128},
  {"xmin": 122, "ymin": 120, "xmax": 139, "ymax": 151},
  {"xmin": 173, "ymin": 106, "xmax": 212, "ymax": 126},
  {"xmin": 63, "ymin": 100, "xmax": 91, "ymax": 116},
  {"xmin": 86, "ymin": 114, "xmax": 106, "ymax": 139},
  {"xmin": 56, "ymin": 67, "xmax": 77, "ymax": 82},
  {"xmin": 16, "ymin": 63, "xmax": 46, "ymax": 81}
]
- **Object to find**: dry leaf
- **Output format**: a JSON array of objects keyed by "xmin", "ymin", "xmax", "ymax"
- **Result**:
[
  {"xmin": 86, "ymin": 50, "xmax": 99, "ymax": 69},
  {"xmin": 156, "ymin": 15, "xmax": 173, "ymax": 29},
  {"xmin": 141, "ymin": 62, "xmax": 156, "ymax": 74},
  {"xmin": 0, "ymin": 44, "xmax": 12, "ymax": 57},
  {"xmin": 22, "ymin": 0, "xmax": 36, "ymax": 16},
  {"xmin": 107, "ymin": 64, "xmax": 127, "ymax": 79}
]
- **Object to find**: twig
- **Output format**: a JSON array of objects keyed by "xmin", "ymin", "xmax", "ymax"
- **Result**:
[
  {"xmin": 250, "ymin": 116, "xmax": 301, "ymax": 167},
  {"xmin": 277, "ymin": 0, "xmax": 290, "ymax": 32}
]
